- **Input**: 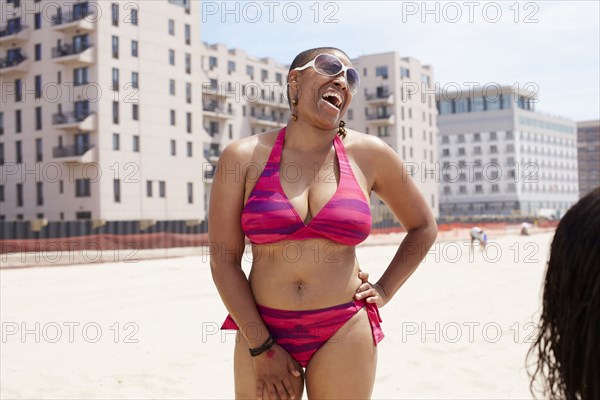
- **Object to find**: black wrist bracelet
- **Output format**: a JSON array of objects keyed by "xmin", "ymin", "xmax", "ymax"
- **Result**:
[{"xmin": 249, "ymin": 334, "xmax": 276, "ymax": 357}]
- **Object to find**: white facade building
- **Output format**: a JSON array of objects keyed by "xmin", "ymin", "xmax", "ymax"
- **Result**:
[
  {"xmin": 0, "ymin": 0, "xmax": 207, "ymax": 222},
  {"xmin": 437, "ymin": 86, "xmax": 579, "ymax": 219}
]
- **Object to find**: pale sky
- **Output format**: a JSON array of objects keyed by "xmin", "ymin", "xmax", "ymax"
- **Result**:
[{"xmin": 200, "ymin": 0, "xmax": 600, "ymax": 122}]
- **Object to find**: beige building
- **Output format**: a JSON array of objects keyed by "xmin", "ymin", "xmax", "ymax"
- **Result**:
[
  {"xmin": 349, "ymin": 52, "xmax": 439, "ymax": 220},
  {"xmin": 437, "ymin": 86, "xmax": 579, "ymax": 219},
  {"xmin": 199, "ymin": 43, "xmax": 290, "ymax": 213},
  {"xmin": 576, "ymin": 119, "xmax": 600, "ymax": 197},
  {"xmin": 0, "ymin": 0, "xmax": 207, "ymax": 222}
]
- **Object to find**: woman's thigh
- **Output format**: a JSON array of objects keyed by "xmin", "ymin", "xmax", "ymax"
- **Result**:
[
  {"xmin": 233, "ymin": 331, "xmax": 305, "ymax": 399},
  {"xmin": 304, "ymin": 308, "xmax": 378, "ymax": 399}
]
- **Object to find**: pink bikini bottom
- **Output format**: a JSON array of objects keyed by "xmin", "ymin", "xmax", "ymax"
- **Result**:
[{"xmin": 221, "ymin": 298, "xmax": 384, "ymax": 368}]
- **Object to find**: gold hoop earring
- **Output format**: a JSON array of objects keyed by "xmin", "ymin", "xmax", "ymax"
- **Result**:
[
  {"xmin": 337, "ymin": 120, "xmax": 347, "ymax": 138},
  {"xmin": 291, "ymin": 97, "xmax": 299, "ymax": 121}
]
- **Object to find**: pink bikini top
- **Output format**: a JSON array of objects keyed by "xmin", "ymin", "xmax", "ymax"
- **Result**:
[{"xmin": 241, "ymin": 127, "xmax": 372, "ymax": 246}]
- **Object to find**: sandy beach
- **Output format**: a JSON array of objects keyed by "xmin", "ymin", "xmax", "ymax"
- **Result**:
[{"xmin": 1, "ymin": 230, "xmax": 552, "ymax": 399}]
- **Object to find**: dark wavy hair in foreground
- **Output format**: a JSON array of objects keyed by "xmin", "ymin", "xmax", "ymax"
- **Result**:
[{"xmin": 527, "ymin": 186, "xmax": 600, "ymax": 400}]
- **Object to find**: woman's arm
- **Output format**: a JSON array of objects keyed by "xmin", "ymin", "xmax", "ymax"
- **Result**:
[
  {"xmin": 354, "ymin": 135, "xmax": 438, "ymax": 305},
  {"xmin": 209, "ymin": 140, "xmax": 300, "ymax": 400},
  {"xmin": 208, "ymin": 140, "xmax": 271, "ymax": 347}
]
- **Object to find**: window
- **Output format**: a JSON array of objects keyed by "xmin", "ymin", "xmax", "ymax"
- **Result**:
[
  {"xmin": 112, "ymin": 68, "xmax": 119, "ymax": 90},
  {"xmin": 491, "ymin": 184, "xmax": 499, "ymax": 193},
  {"xmin": 490, "ymin": 145, "xmax": 498, "ymax": 154},
  {"xmin": 159, "ymin": 181, "xmax": 166, "ymax": 198},
  {"xmin": 186, "ymin": 112, "xmax": 192, "ymax": 133},
  {"xmin": 112, "ymin": 133, "xmax": 120, "ymax": 150},
  {"xmin": 228, "ymin": 61, "xmax": 236, "ymax": 74},
  {"xmin": 131, "ymin": 72, "xmax": 139, "ymax": 89},
  {"xmin": 34, "ymin": 12, "xmax": 41, "ymax": 29},
  {"xmin": 246, "ymin": 65, "xmax": 254, "ymax": 78},
  {"xmin": 59, "ymin": 180, "xmax": 64, "ymax": 194},
  {"xmin": 169, "ymin": 49, "xmax": 175, "ymax": 65},
  {"xmin": 35, "ymin": 138, "xmax": 42, "ymax": 161},
  {"xmin": 185, "ymin": 82, "xmax": 191, "ymax": 103},
  {"xmin": 132, "ymin": 104, "xmax": 139, "ymax": 121},
  {"xmin": 170, "ymin": 140, "xmax": 176, "ymax": 155},
  {"xmin": 35, "ymin": 181, "xmax": 43, "ymax": 205},
  {"xmin": 185, "ymin": 53, "xmax": 191, "ymax": 74},
  {"xmin": 15, "ymin": 79, "xmax": 22, "ymax": 102},
  {"xmin": 111, "ymin": 3, "xmax": 119, "ymax": 26},
  {"xmin": 475, "ymin": 185, "xmax": 483, "ymax": 194},
  {"xmin": 145, "ymin": 180, "xmax": 153, "ymax": 197},
  {"xmin": 187, "ymin": 182, "xmax": 193, "ymax": 204},
  {"xmin": 15, "ymin": 140, "xmax": 22, "ymax": 163},
  {"xmin": 261, "ymin": 69, "xmax": 268, "ymax": 81},
  {"xmin": 187, "ymin": 141, "xmax": 192, "ymax": 157},
  {"xmin": 506, "ymin": 144, "xmax": 514, "ymax": 153},
  {"xmin": 0, "ymin": 185, "xmax": 4, "ymax": 202},
  {"xmin": 506, "ymin": 130, "xmax": 514, "ymax": 139},
  {"xmin": 113, "ymin": 179, "xmax": 121, "ymax": 202},
  {"xmin": 112, "ymin": 36, "xmax": 119, "ymax": 59},
  {"xmin": 74, "ymin": 67, "xmax": 89, "ymax": 86},
  {"xmin": 489, "ymin": 131, "xmax": 497, "ymax": 140},
  {"xmin": 168, "ymin": 19, "xmax": 175, "ymax": 35},
  {"xmin": 16, "ymin": 183, "xmax": 23, "ymax": 206},
  {"xmin": 209, "ymin": 56, "xmax": 217, "ymax": 69},
  {"xmin": 34, "ymin": 75, "xmax": 42, "ymax": 99},
  {"xmin": 131, "ymin": 40, "xmax": 138, "ymax": 57},
  {"xmin": 442, "ymin": 149, "xmax": 450, "ymax": 157},
  {"xmin": 375, "ymin": 66, "xmax": 388, "ymax": 79},
  {"xmin": 75, "ymin": 179, "xmax": 91, "ymax": 197},
  {"xmin": 35, "ymin": 107, "xmax": 42, "ymax": 130},
  {"xmin": 130, "ymin": 8, "xmax": 138, "ymax": 25},
  {"xmin": 474, "ymin": 146, "xmax": 481, "ymax": 155},
  {"xmin": 400, "ymin": 67, "xmax": 410, "ymax": 78},
  {"xmin": 458, "ymin": 148, "xmax": 465, "ymax": 156},
  {"xmin": 112, "ymin": 101, "xmax": 119, "ymax": 124},
  {"xmin": 170, "ymin": 110, "xmax": 175, "ymax": 125},
  {"xmin": 0, "ymin": 143, "xmax": 3, "ymax": 165},
  {"xmin": 0, "ymin": 112, "xmax": 3, "ymax": 135},
  {"xmin": 459, "ymin": 186, "xmax": 467, "ymax": 194},
  {"xmin": 133, "ymin": 135, "xmax": 140, "ymax": 152},
  {"xmin": 184, "ymin": 24, "xmax": 190, "ymax": 45},
  {"xmin": 15, "ymin": 110, "xmax": 22, "ymax": 133},
  {"xmin": 169, "ymin": 79, "xmax": 176, "ymax": 95},
  {"xmin": 34, "ymin": 44, "xmax": 41, "ymax": 61}
]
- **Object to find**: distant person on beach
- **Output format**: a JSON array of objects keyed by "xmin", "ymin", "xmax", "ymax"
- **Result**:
[
  {"xmin": 520, "ymin": 222, "xmax": 532, "ymax": 236},
  {"xmin": 209, "ymin": 47, "xmax": 437, "ymax": 399},
  {"xmin": 528, "ymin": 187, "xmax": 600, "ymax": 400},
  {"xmin": 470, "ymin": 226, "xmax": 488, "ymax": 251}
]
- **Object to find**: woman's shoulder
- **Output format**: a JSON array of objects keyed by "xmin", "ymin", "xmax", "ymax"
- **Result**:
[
  {"xmin": 343, "ymin": 128, "xmax": 397, "ymax": 161},
  {"xmin": 220, "ymin": 129, "xmax": 281, "ymax": 163}
]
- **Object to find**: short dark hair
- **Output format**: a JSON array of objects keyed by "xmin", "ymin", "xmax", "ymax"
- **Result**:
[
  {"xmin": 286, "ymin": 47, "xmax": 351, "ymax": 107},
  {"xmin": 528, "ymin": 186, "xmax": 600, "ymax": 400}
]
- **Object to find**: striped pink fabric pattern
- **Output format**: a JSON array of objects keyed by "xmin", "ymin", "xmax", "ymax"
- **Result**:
[
  {"xmin": 221, "ymin": 299, "xmax": 384, "ymax": 367},
  {"xmin": 241, "ymin": 127, "xmax": 372, "ymax": 246}
]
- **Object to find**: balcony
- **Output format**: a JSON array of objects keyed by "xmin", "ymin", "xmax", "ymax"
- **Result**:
[
  {"xmin": 0, "ymin": 51, "xmax": 29, "ymax": 77},
  {"xmin": 0, "ymin": 25, "xmax": 29, "ymax": 45},
  {"xmin": 51, "ymin": 9, "xmax": 96, "ymax": 33},
  {"xmin": 53, "ymin": 144, "xmax": 96, "ymax": 163},
  {"xmin": 204, "ymin": 147, "xmax": 221, "ymax": 162},
  {"xmin": 203, "ymin": 104, "xmax": 235, "ymax": 120},
  {"xmin": 52, "ymin": 111, "xmax": 96, "ymax": 132},
  {"xmin": 250, "ymin": 115, "xmax": 286, "ymax": 128},
  {"xmin": 201, "ymin": 84, "xmax": 231, "ymax": 100},
  {"xmin": 52, "ymin": 43, "xmax": 94, "ymax": 67},
  {"xmin": 366, "ymin": 112, "xmax": 395, "ymax": 125},
  {"xmin": 366, "ymin": 89, "xmax": 394, "ymax": 104}
]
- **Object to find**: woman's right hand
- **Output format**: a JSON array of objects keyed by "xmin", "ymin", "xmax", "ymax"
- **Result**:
[{"xmin": 252, "ymin": 343, "xmax": 301, "ymax": 400}]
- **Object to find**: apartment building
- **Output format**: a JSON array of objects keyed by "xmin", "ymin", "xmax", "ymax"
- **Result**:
[
  {"xmin": 350, "ymin": 52, "xmax": 439, "ymax": 220},
  {"xmin": 577, "ymin": 119, "xmax": 600, "ymax": 197},
  {"xmin": 437, "ymin": 86, "xmax": 579, "ymax": 219},
  {"xmin": 0, "ymin": 0, "xmax": 208, "ymax": 222},
  {"xmin": 199, "ymin": 43, "xmax": 290, "ymax": 213}
]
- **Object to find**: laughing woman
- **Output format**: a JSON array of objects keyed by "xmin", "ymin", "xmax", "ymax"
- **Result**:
[{"xmin": 209, "ymin": 47, "xmax": 437, "ymax": 399}]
